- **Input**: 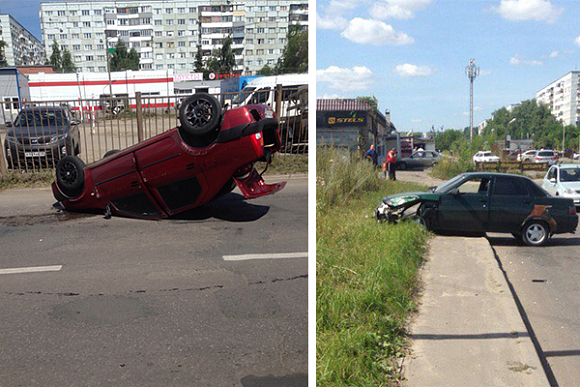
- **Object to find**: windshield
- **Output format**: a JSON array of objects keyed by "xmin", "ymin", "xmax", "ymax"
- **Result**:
[
  {"xmin": 538, "ymin": 151, "xmax": 553, "ymax": 157},
  {"xmin": 560, "ymin": 168, "xmax": 580, "ymax": 182},
  {"xmin": 433, "ymin": 174, "xmax": 466, "ymax": 193},
  {"xmin": 482, "ymin": 152, "xmax": 492, "ymax": 156},
  {"xmin": 14, "ymin": 110, "xmax": 67, "ymax": 127},
  {"xmin": 232, "ymin": 87, "xmax": 256, "ymax": 104}
]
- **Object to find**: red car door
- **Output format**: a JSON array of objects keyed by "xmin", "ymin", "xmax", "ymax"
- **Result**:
[
  {"xmin": 134, "ymin": 133, "xmax": 210, "ymax": 216},
  {"xmin": 90, "ymin": 152, "xmax": 164, "ymax": 218}
]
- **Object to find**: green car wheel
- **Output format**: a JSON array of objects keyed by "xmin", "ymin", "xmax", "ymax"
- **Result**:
[{"xmin": 521, "ymin": 221, "xmax": 550, "ymax": 247}]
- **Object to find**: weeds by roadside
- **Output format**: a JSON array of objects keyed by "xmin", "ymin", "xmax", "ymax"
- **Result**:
[
  {"xmin": 0, "ymin": 170, "xmax": 54, "ymax": 192},
  {"xmin": 317, "ymin": 146, "xmax": 431, "ymax": 386},
  {"xmin": 256, "ymin": 153, "xmax": 308, "ymax": 175}
]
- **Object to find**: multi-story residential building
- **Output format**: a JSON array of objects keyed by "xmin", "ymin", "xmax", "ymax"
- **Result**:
[
  {"xmin": 536, "ymin": 71, "xmax": 580, "ymax": 127},
  {"xmin": 40, "ymin": 0, "xmax": 308, "ymax": 76},
  {"xmin": 0, "ymin": 15, "xmax": 46, "ymax": 66}
]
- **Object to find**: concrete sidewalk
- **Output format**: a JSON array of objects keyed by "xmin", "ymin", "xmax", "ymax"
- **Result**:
[{"xmin": 404, "ymin": 236, "xmax": 549, "ymax": 387}]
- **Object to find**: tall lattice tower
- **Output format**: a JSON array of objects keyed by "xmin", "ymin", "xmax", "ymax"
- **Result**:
[{"xmin": 466, "ymin": 59, "xmax": 480, "ymax": 141}]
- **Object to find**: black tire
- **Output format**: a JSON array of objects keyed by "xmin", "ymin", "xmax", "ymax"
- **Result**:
[
  {"xmin": 179, "ymin": 93, "xmax": 221, "ymax": 136},
  {"xmin": 521, "ymin": 221, "xmax": 550, "ymax": 247},
  {"xmin": 399, "ymin": 162, "xmax": 407, "ymax": 170},
  {"xmin": 103, "ymin": 149, "xmax": 121, "ymax": 158},
  {"xmin": 56, "ymin": 156, "xmax": 86, "ymax": 198}
]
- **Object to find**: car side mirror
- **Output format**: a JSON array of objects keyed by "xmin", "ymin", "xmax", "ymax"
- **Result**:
[
  {"xmin": 5, "ymin": 121, "xmax": 11, "ymax": 127},
  {"xmin": 549, "ymin": 178, "xmax": 556, "ymax": 184},
  {"xmin": 71, "ymin": 120, "xmax": 80, "ymax": 126},
  {"xmin": 448, "ymin": 188, "xmax": 459, "ymax": 196}
]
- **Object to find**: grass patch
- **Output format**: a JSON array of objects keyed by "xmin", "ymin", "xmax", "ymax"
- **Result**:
[
  {"xmin": 317, "ymin": 147, "xmax": 431, "ymax": 386},
  {"xmin": 0, "ymin": 170, "xmax": 54, "ymax": 192},
  {"xmin": 257, "ymin": 153, "xmax": 308, "ymax": 175}
]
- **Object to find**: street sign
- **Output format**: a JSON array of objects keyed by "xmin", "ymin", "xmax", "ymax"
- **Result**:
[{"xmin": 108, "ymin": 48, "xmax": 116, "ymax": 53}]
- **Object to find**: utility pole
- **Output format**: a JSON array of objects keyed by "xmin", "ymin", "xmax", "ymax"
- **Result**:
[{"xmin": 466, "ymin": 59, "xmax": 480, "ymax": 141}]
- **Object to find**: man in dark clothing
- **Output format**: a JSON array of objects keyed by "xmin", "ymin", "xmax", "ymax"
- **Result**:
[
  {"xmin": 365, "ymin": 144, "xmax": 378, "ymax": 168},
  {"xmin": 386, "ymin": 148, "xmax": 397, "ymax": 180}
]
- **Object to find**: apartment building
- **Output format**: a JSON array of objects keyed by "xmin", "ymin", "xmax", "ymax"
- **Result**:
[
  {"xmin": 40, "ymin": 0, "xmax": 308, "ymax": 75},
  {"xmin": 0, "ymin": 15, "xmax": 46, "ymax": 66},
  {"xmin": 536, "ymin": 71, "xmax": 580, "ymax": 127}
]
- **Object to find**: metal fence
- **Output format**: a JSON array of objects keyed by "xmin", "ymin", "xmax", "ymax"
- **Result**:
[{"xmin": 0, "ymin": 85, "xmax": 308, "ymax": 176}]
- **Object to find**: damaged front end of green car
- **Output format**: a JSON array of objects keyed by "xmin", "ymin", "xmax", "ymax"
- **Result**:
[{"xmin": 374, "ymin": 192, "xmax": 440, "ymax": 225}]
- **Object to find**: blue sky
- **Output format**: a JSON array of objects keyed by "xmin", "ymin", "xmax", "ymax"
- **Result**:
[
  {"xmin": 317, "ymin": 0, "xmax": 580, "ymax": 132},
  {"xmin": 0, "ymin": 0, "xmax": 49, "ymax": 39}
]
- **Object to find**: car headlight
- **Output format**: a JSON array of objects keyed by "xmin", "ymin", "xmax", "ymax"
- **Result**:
[{"xmin": 50, "ymin": 133, "xmax": 68, "ymax": 143}]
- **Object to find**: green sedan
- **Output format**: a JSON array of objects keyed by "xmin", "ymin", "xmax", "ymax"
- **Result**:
[{"xmin": 374, "ymin": 172, "xmax": 578, "ymax": 246}]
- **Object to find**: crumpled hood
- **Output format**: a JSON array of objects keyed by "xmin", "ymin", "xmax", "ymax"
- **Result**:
[{"xmin": 382, "ymin": 192, "xmax": 439, "ymax": 207}]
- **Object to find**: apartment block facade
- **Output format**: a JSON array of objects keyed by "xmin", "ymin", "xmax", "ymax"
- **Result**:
[
  {"xmin": 40, "ymin": 0, "xmax": 308, "ymax": 76},
  {"xmin": 0, "ymin": 15, "xmax": 46, "ymax": 66},
  {"xmin": 536, "ymin": 71, "xmax": 580, "ymax": 127}
]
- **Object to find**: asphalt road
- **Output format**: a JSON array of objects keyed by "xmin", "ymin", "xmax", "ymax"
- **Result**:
[
  {"xmin": 488, "ymin": 229, "xmax": 580, "ymax": 387},
  {"xmin": 0, "ymin": 176, "xmax": 308, "ymax": 387}
]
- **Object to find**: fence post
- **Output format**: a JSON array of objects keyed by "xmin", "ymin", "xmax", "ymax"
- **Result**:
[
  {"xmin": 135, "ymin": 92, "xmax": 144, "ymax": 143},
  {"xmin": 275, "ymin": 84, "xmax": 282, "ymax": 117}
]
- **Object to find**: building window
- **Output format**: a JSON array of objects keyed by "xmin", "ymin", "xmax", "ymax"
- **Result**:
[
  {"xmin": 256, "ymin": 49, "xmax": 264, "ymax": 55},
  {"xmin": 155, "ymin": 31, "xmax": 162, "ymax": 37},
  {"xmin": 83, "ymin": 22, "xmax": 91, "ymax": 27},
  {"xmin": 268, "ymin": 49, "xmax": 274, "ymax": 54},
  {"xmin": 82, "ymin": 10, "xmax": 90, "ymax": 16},
  {"xmin": 246, "ymin": 39, "xmax": 253, "ymax": 44},
  {"xmin": 84, "ymin": 44, "xmax": 93, "ymax": 50},
  {"xmin": 268, "ymin": 38, "xmax": 275, "ymax": 44},
  {"xmin": 166, "ymin": 42, "xmax": 174, "ymax": 48},
  {"xmin": 156, "ymin": 64, "xmax": 163, "ymax": 70},
  {"xmin": 106, "ymin": 19, "xmax": 115, "ymax": 25},
  {"xmin": 257, "ymin": 28, "xmax": 265, "ymax": 34},
  {"xmin": 74, "ymin": 56, "xmax": 81, "ymax": 61},
  {"xmin": 257, "ymin": 39, "xmax": 264, "ymax": 44},
  {"xmin": 47, "ymin": 34, "xmax": 55, "ymax": 40},
  {"xmin": 178, "ymin": 19, "xmax": 185, "ymax": 24},
  {"xmin": 165, "ymin": 8, "xmax": 173, "ymax": 13},
  {"xmin": 84, "ymin": 33, "xmax": 92, "ymax": 38},
  {"xmin": 166, "ymin": 19, "xmax": 173, "ymax": 25},
  {"xmin": 246, "ymin": 49, "xmax": 253, "ymax": 55},
  {"xmin": 97, "ymin": 44, "xmax": 104, "ymax": 50},
  {"xmin": 73, "ymin": 44, "xmax": 80, "ymax": 51},
  {"xmin": 86, "ymin": 55, "xmax": 94, "ymax": 61},
  {"xmin": 178, "ymin": 41, "xmax": 185, "ymax": 47},
  {"xmin": 178, "ymin": 7, "xmax": 185, "ymax": 13},
  {"xmin": 155, "ymin": 20, "xmax": 162, "ymax": 25},
  {"xmin": 95, "ymin": 10, "xmax": 102, "ymax": 15},
  {"xmin": 97, "ymin": 55, "xmax": 105, "ymax": 61},
  {"xmin": 98, "ymin": 66, "xmax": 106, "ymax": 71},
  {"xmin": 60, "ymin": 34, "xmax": 68, "ymax": 39},
  {"xmin": 58, "ymin": 10, "xmax": 65, "ymax": 16}
]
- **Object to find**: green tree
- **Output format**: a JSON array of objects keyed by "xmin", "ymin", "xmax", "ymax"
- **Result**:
[
  {"xmin": 194, "ymin": 45, "xmax": 204, "ymax": 73},
  {"xmin": 110, "ymin": 40, "xmax": 139, "ymax": 71},
  {"xmin": 61, "ymin": 49, "xmax": 76, "ymax": 73},
  {"xmin": 217, "ymin": 36, "xmax": 236, "ymax": 74},
  {"xmin": 257, "ymin": 65, "xmax": 273, "ymax": 76},
  {"xmin": 49, "ymin": 39, "xmax": 62, "ymax": 72},
  {"xmin": 0, "ymin": 40, "xmax": 8, "ymax": 67},
  {"xmin": 356, "ymin": 96, "xmax": 378, "ymax": 110},
  {"xmin": 276, "ymin": 24, "xmax": 308, "ymax": 74}
]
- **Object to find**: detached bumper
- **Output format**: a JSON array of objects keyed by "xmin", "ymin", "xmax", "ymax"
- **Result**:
[{"xmin": 234, "ymin": 168, "xmax": 286, "ymax": 199}]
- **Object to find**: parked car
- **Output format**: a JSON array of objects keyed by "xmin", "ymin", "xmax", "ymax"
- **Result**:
[
  {"xmin": 542, "ymin": 164, "xmax": 580, "ymax": 209},
  {"xmin": 517, "ymin": 149, "xmax": 537, "ymax": 162},
  {"xmin": 397, "ymin": 150, "xmax": 441, "ymax": 170},
  {"xmin": 374, "ymin": 172, "xmax": 578, "ymax": 246},
  {"xmin": 473, "ymin": 151, "xmax": 500, "ymax": 163},
  {"xmin": 52, "ymin": 93, "xmax": 286, "ymax": 219},
  {"xmin": 4, "ymin": 106, "xmax": 81, "ymax": 168},
  {"xmin": 531, "ymin": 149, "xmax": 558, "ymax": 166}
]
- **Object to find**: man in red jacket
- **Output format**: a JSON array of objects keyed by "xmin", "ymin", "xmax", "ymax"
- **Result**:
[{"xmin": 386, "ymin": 148, "xmax": 397, "ymax": 180}]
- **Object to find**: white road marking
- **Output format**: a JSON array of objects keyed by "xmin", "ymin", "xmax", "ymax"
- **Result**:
[
  {"xmin": 0, "ymin": 265, "xmax": 63, "ymax": 275},
  {"xmin": 223, "ymin": 252, "xmax": 308, "ymax": 261}
]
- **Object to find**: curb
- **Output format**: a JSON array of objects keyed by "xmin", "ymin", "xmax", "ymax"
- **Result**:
[{"xmin": 404, "ymin": 236, "xmax": 550, "ymax": 387}]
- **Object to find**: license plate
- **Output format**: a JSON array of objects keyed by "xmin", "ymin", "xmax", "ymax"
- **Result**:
[{"xmin": 25, "ymin": 151, "xmax": 46, "ymax": 157}]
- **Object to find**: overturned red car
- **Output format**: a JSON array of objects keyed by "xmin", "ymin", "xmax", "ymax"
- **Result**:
[{"xmin": 52, "ymin": 93, "xmax": 286, "ymax": 219}]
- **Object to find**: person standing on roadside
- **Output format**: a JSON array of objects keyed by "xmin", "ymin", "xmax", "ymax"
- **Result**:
[
  {"xmin": 386, "ymin": 148, "xmax": 397, "ymax": 180},
  {"xmin": 365, "ymin": 144, "xmax": 378, "ymax": 169}
]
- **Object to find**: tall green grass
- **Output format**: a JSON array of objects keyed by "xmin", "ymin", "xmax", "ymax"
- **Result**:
[{"xmin": 317, "ymin": 147, "xmax": 430, "ymax": 386}]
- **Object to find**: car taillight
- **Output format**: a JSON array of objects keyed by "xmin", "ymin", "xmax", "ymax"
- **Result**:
[
  {"xmin": 536, "ymin": 157, "xmax": 541, "ymax": 161},
  {"xmin": 250, "ymin": 132, "xmax": 264, "ymax": 157},
  {"xmin": 569, "ymin": 206, "xmax": 577, "ymax": 216}
]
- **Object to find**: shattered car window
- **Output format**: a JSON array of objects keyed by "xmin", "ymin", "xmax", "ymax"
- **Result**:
[{"xmin": 433, "ymin": 174, "xmax": 465, "ymax": 194}]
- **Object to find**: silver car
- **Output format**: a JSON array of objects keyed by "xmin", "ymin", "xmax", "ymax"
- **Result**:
[{"xmin": 397, "ymin": 150, "xmax": 441, "ymax": 170}]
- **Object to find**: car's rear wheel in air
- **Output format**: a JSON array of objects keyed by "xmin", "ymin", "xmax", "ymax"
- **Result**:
[
  {"xmin": 521, "ymin": 221, "xmax": 550, "ymax": 247},
  {"xmin": 179, "ymin": 93, "xmax": 222, "ymax": 137},
  {"xmin": 56, "ymin": 156, "xmax": 86, "ymax": 198}
]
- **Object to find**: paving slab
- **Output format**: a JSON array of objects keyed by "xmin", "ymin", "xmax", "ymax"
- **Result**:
[{"xmin": 404, "ymin": 236, "xmax": 549, "ymax": 387}]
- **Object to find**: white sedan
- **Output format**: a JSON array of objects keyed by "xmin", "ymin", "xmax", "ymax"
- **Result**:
[
  {"xmin": 473, "ymin": 151, "xmax": 500, "ymax": 163},
  {"xmin": 542, "ymin": 164, "xmax": 580, "ymax": 208}
]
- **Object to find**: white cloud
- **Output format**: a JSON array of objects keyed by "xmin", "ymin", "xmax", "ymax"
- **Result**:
[
  {"xmin": 327, "ymin": 0, "xmax": 366, "ymax": 12},
  {"xmin": 317, "ymin": 66, "xmax": 375, "ymax": 92},
  {"xmin": 480, "ymin": 69, "xmax": 493, "ymax": 76},
  {"xmin": 395, "ymin": 63, "xmax": 434, "ymax": 77},
  {"xmin": 495, "ymin": 0, "xmax": 563, "ymax": 24},
  {"xmin": 316, "ymin": 12, "xmax": 348, "ymax": 30},
  {"xmin": 318, "ymin": 93, "xmax": 344, "ymax": 99},
  {"xmin": 509, "ymin": 55, "xmax": 543, "ymax": 66},
  {"xmin": 575, "ymin": 36, "xmax": 580, "ymax": 48},
  {"xmin": 549, "ymin": 50, "xmax": 559, "ymax": 58},
  {"xmin": 411, "ymin": 118, "xmax": 422, "ymax": 123},
  {"xmin": 371, "ymin": 0, "xmax": 432, "ymax": 20},
  {"xmin": 341, "ymin": 18, "xmax": 414, "ymax": 45}
]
